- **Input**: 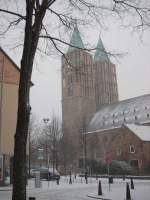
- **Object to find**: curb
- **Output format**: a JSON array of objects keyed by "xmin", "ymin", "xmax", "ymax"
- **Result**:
[
  {"xmin": 0, "ymin": 188, "xmax": 12, "ymax": 191},
  {"xmin": 87, "ymin": 195, "xmax": 111, "ymax": 200}
]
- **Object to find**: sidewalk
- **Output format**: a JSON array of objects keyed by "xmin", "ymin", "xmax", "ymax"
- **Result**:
[{"xmin": 0, "ymin": 185, "xmax": 12, "ymax": 191}]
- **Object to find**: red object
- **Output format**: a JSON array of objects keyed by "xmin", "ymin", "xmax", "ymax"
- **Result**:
[{"xmin": 105, "ymin": 152, "xmax": 112, "ymax": 165}]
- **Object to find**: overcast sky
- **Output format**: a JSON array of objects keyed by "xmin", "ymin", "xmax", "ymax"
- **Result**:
[
  {"xmin": 1, "ymin": 1, "xmax": 150, "ymax": 122},
  {"xmin": 30, "ymin": 22, "xmax": 150, "ymax": 121}
]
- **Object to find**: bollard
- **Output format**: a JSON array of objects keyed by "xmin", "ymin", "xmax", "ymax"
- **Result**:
[
  {"xmin": 29, "ymin": 197, "xmax": 36, "ymax": 200},
  {"xmin": 35, "ymin": 171, "xmax": 41, "ymax": 188},
  {"xmin": 56, "ymin": 177, "xmax": 60, "ymax": 185},
  {"xmin": 85, "ymin": 177, "xmax": 88, "ymax": 184},
  {"xmin": 98, "ymin": 180, "xmax": 102, "ymax": 195},
  {"xmin": 85, "ymin": 171, "xmax": 88, "ymax": 184},
  {"xmin": 130, "ymin": 178, "xmax": 134, "ymax": 190},
  {"xmin": 69, "ymin": 171, "xmax": 72, "ymax": 184},
  {"xmin": 126, "ymin": 183, "xmax": 131, "ymax": 200}
]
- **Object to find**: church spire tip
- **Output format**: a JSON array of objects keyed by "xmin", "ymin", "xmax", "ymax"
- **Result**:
[
  {"xmin": 94, "ymin": 36, "xmax": 109, "ymax": 62},
  {"xmin": 67, "ymin": 24, "xmax": 85, "ymax": 53}
]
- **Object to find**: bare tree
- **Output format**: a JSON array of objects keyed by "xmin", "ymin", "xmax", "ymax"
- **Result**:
[
  {"xmin": 42, "ymin": 115, "xmax": 62, "ymax": 171},
  {"xmin": 28, "ymin": 113, "xmax": 41, "ymax": 177},
  {"xmin": 0, "ymin": 1, "xmax": 150, "ymax": 200},
  {"xmin": 33, "ymin": 116, "xmax": 62, "ymax": 170}
]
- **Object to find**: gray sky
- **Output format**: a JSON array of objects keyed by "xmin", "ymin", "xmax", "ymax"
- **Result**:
[
  {"xmin": 30, "ymin": 21, "xmax": 150, "ymax": 120},
  {"xmin": 1, "ymin": 1, "xmax": 150, "ymax": 121}
]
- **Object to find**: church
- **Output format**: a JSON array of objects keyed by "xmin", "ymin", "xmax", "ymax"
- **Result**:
[{"xmin": 61, "ymin": 26, "xmax": 150, "ymax": 174}]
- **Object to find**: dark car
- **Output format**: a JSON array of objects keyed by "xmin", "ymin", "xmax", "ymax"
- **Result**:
[{"xmin": 31, "ymin": 168, "xmax": 60, "ymax": 180}]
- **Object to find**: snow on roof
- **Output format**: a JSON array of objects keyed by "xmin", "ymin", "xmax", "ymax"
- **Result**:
[
  {"xmin": 88, "ymin": 94, "xmax": 150, "ymax": 133},
  {"xmin": 125, "ymin": 124, "xmax": 150, "ymax": 141}
]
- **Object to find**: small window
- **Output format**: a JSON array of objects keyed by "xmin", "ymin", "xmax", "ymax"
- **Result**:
[{"xmin": 130, "ymin": 145, "xmax": 135, "ymax": 153}]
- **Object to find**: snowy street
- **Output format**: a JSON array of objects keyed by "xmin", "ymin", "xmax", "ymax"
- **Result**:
[{"xmin": 1, "ymin": 177, "xmax": 150, "ymax": 200}]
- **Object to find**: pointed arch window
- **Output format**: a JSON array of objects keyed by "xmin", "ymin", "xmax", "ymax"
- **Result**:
[{"xmin": 130, "ymin": 145, "xmax": 135, "ymax": 153}]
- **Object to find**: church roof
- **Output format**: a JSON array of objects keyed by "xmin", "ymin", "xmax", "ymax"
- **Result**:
[
  {"xmin": 67, "ymin": 26, "xmax": 85, "ymax": 53},
  {"xmin": 94, "ymin": 37, "xmax": 109, "ymax": 62},
  {"xmin": 87, "ymin": 93, "xmax": 150, "ymax": 133},
  {"xmin": 125, "ymin": 124, "xmax": 150, "ymax": 142}
]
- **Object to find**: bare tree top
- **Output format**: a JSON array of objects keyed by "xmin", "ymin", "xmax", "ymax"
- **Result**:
[{"xmin": 0, "ymin": 0, "xmax": 150, "ymax": 59}]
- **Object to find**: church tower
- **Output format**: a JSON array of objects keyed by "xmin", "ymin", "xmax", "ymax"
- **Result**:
[
  {"xmin": 94, "ymin": 37, "xmax": 118, "ymax": 110},
  {"xmin": 61, "ymin": 26, "xmax": 96, "ymax": 171},
  {"xmin": 61, "ymin": 29, "xmax": 119, "ymax": 172}
]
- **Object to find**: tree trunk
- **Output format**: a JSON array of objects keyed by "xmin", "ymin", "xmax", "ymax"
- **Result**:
[
  {"xmin": 12, "ymin": 3, "xmax": 44, "ymax": 200},
  {"xmin": 11, "ymin": 1, "xmax": 48, "ymax": 199},
  {"xmin": 12, "ymin": 40, "xmax": 33, "ymax": 200}
]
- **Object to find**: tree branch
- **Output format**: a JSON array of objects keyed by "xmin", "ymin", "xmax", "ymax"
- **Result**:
[
  {"xmin": 47, "ymin": 8, "xmax": 72, "ymax": 28},
  {"xmin": 0, "ymin": 8, "xmax": 26, "ymax": 20},
  {"xmin": 0, "ymin": 18, "xmax": 24, "ymax": 35},
  {"xmin": 47, "ymin": 0, "xmax": 57, "ymax": 8},
  {"xmin": 40, "ymin": 34, "xmax": 96, "ymax": 52}
]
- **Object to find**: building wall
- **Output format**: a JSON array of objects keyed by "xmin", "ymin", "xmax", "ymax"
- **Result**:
[
  {"xmin": 87, "ymin": 127, "xmax": 150, "ymax": 170},
  {"xmin": 0, "ymin": 49, "xmax": 19, "ymax": 155},
  {"xmin": 1, "ymin": 83, "xmax": 18, "ymax": 155},
  {"xmin": 94, "ymin": 60, "xmax": 118, "ymax": 109}
]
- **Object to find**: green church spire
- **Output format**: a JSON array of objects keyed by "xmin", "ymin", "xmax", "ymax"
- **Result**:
[
  {"xmin": 67, "ymin": 25, "xmax": 85, "ymax": 53},
  {"xmin": 94, "ymin": 36, "xmax": 109, "ymax": 62}
]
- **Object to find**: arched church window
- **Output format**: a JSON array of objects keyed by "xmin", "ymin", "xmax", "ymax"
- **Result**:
[{"xmin": 130, "ymin": 145, "xmax": 135, "ymax": 153}]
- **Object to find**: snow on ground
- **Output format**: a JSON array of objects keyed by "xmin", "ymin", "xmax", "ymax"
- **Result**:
[
  {"xmin": 1, "ymin": 176, "xmax": 150, "ymax": 200},
  {"xmin": 27, "ymin": 176, "xmax": 150, "ymax": 200}
]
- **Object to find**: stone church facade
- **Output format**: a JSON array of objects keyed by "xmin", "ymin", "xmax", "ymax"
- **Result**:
[
  {"xmin": 61, "ymin": 26, "xmax": 150, "ymax": 174},
  {"xmin": 61, "ymin": 26, "xmax": 118, "ymax": 172}
]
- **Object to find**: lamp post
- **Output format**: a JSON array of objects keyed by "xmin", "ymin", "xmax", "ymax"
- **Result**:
[{"xmin": 43, "ymin": 118, "xmax": 50, "ymax": 167}]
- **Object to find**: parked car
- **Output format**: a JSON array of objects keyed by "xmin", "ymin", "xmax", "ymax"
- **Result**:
[
  {"xmin": 30, "ymin": 167, "xmax": 60, "ymax": 180},
  {"xmin": 30, "ymin": 168, "xmax": 38, "ymax": 178}
]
